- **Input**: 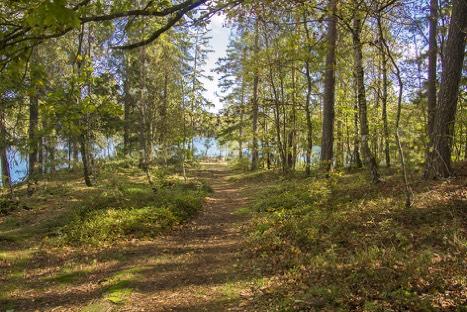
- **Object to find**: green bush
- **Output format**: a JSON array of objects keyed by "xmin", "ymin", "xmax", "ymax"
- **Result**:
[
  {"xmin": 229, "ymin": 157, "xmax": 251, "ymax": 171},
  {"xmin": 52, "ymin": 176, "xmax": 209, "ymax": 246}
]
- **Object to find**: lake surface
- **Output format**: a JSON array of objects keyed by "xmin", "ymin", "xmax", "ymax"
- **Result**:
[
  {"xmin": 0, "ymin": 149, "xmax": 28, "ymax": 185},
  {"xmin": 0, "ymin": 137, "xmax": 223, "ymax": 186},
  {"xmin": 1, "ymin": 139, "xmax": 321, "ymax": 186}
]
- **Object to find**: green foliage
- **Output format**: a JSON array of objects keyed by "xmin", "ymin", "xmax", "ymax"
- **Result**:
[
  {"xmin": 25, "ymin": 0, "xmax": 80, "ymax": 31},
  {"xmin": 229, "ymin": 157, "xmax": 251, "ymax": 171},
  {"xmin": 52, "ymin": 174, "xmax": 207, "ymax": 246}
]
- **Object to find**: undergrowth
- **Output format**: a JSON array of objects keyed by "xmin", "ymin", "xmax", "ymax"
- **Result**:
[
  {"xmin": 245, "ymin": 170, "xmax": 466, "ymax": 311},
  {"xmin": 51, "ymin": 168, "xmax": 211, "ymax": 246},
  {"xmin": 0, "ymin": 161, "xmax": 211, "ymax": 247}
]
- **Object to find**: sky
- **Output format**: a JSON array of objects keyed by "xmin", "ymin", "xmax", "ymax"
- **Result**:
[{"xmin": 202, "ymin": 14, "xmax": 230, "ymax": 113}]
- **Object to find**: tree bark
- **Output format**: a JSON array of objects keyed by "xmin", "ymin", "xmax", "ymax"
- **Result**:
[
  {"xmin": 28, "ymin": 65, "xmax": 39, "ymax": 181},
  {"xmin": 79, "ymin": 134, "xmax": 92, "ymax": 187},
  {"xmin": 0, "ymin": 146, "xmax": 12, "ymax": 194},
  {"xmin": 239, "ymin": 105, "xmax": 244, "ymax": 160},
  {"xmin": 263, "ymin": 114, "xmax": 272, "ymax": 170},
  {"xmin": 77, "ymin": 24, "xmax": 92, "ymax": 186},
  {"xmin": 189, "ymin": 30, "xmax": 200, "ymax": 160},
  {"xmin": 38, "ymin": 137, "xmax": 44, "ymax": 174},
  {"xmin": 352, "ymin": 15, "xmax": 380, "ymax": 183},
  {"xmin": 336, "ymin": 118, "xmax": 344, "ymax": 167},
  {"xmin": 427, "ymin": 0, "xmax": 466, "ymax": 178},
  {"xmin": 305, "ymin": 60, "xmax": 313, "ymax": 175},
  {"xmin": 48, "ymin": 133, "xmax": 56, "ymax": 174},
  {"xmin": 0, "ymin": 116, "xmax": 12, "ymax": 195},
  {"xmin": 288, "ymin": 66, "xmax": 297, "ymax": 171},
  {"xmin": 72, "ymin": 141, "xmax": 79, "ymax": 164},
  {"xmin": 380, "ymin": 34, "xmax": 391, "ymax": 168},
  {"xmin": 251, "ymin": 21, "xmax": 260, "ymax": 171},
  {"xmin": 303, "ymin": 11, "xmax": 315, "ymax": 175},
  {"xmin": 352, "ymin": 98, "xmax": 362, "ymax": 168},
  {"xmin": 28, "ymin": 90, "xmax": 39, "ymax": 194},
  {"xmin": 239, "ymin": 62, "xmax": 245, "ymax": 160},
  {"xmin": 424, "ymin": 0, "xmax": 438, "ymax": 176},
  {"xmin": 123, "ymin": 58, "xmax": 132, "ymax": 157},
  {"xmin": 320, "ymin": 0, "xmax": 338, "ymax": 170}
]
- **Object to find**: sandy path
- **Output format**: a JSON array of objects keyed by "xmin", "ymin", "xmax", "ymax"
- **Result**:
[
  {"xmin": 2, "ymin": 165, "xmax": 257, "ymax": 312},
  {"xmin": 118, "ymin": 165, "xmax": 254, "ymax": 311}
]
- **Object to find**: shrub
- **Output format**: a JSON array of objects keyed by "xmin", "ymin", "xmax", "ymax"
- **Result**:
[{"xmin": 51, "ymin": 175, "xmax": 209, "ymax": 246}]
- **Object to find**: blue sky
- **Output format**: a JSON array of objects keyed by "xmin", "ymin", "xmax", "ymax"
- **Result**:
[{"xmin": 202, "ymin": 14, "xmax": 230, "ymax": 113}]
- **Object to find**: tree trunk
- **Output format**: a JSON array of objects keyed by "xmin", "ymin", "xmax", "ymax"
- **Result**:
[
  {"xmin": 189, "ymin": 30, "xmax": 200, "ymax": 161},
  {"xmin": 464, "ymin": 133, "xmax": 467, "ymax": 160},
  {"xmin": 239, "ymin": 68, "xmax": 245, "ymax": 160},
  {"xmin": 251, "ymin": 21, "xmax": 260, "ymax": 171},
  {"xmin": 288, "ymin": 66, "xmax": 297, "ymax": 171},
  {"xmin": 303, "ymin": 13, "xmax": 314, "ymax": 175},
  {"xmin": 29, "ymin": 47, "xmax": 41, "ymax": 184},
  {"xmin": 68, "ymin": 139, "xmax": 72, "ymax": 169},
  {"xmin": 123, "ymin": 62, "xmax": 132, "ymax": 157},
  {"xmin": 28, "ymin": 88, "xmax": 39, "ymax": 195},
  {"xmin": 38, "ymin": 137, "xmax": 44, "ymax": 174},
  {"xmin": 48, "ymin": 134, "xmax": 56, "ymax": 174},
  {"xmin": 353, "ymin": 101, "xmax": 363, "ymax": 168},
  {"xmin": 424, "ymin": 0, "xmax": 438, "ymax": 176},
  {"xmin": 72, "ymin": 141, "xmax": 79, "ymax": 164},
  {"xmin": 0, "ymin": 116, "xmax": 12, "ymax": 195},
  {"xmin": 265, "ymin": 30, "xmax": 286, "ymax": 172},
  {"xmin": 336, "ymin": 119, "xmax": 344, "ymax": 167},
  {"xmin": 320, "ymin": 0, "xmax": 338, "ymax": 170},
  {"xmin": 378, "ymin": 15, "xmax": 413, "ymax": 208},
  {"xmin": 80, "ymin": 134, "xmax": 92, "ymax": 187},
  {"xmin": 138, "ymin": 110, "xmax": 146, "ymax": 169},
  {"xmin": 0, "ymin": 146, "xmax": 12, "ymax": 194},
  {"xmin": 380, "ymin": 35, "xmax": 391, "ymax": 168},
  {"xmin": 239, "ymin": 105, "xmax": 243, "ymax": 160},
  {"xmin": 264, "ymin": 115, "xmax": 272, "ymax": 170},
  {"xmin": 160, "ymin": 69, "xmax": 169, "ymax": 166},
  {"xmin": 28, "ymin": 77, "xmax": 39, "ymax": 181},
  {"xmin": 427, "ymin": 0, "xmax": 466, "ymax": 178},
  {"xmin": 76, "ymin": 24, "xmax": 92, "ymax": 186},
  {"xmin": 305, "ymin": 60, "xmax": 313, "ymax": 176},
  {"xmin": 279, "ymin": 70, "xmax": 288, "ymax": 172},
  {"xmin": 352, "ymin": 15, "xmax": 380, "ymax": 182}
]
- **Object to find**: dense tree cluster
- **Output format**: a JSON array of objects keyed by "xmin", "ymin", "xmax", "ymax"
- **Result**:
[
  {"xmin": 0, "ymin": 0, "xmax": 224, "ymax": 192},
  {"xmin": 0, "ymin": 0, "xmax": 465, "ymax": 198},
  {"xmin": 216, "ymin": 0, "xmax": 466, "ymax": 194}
]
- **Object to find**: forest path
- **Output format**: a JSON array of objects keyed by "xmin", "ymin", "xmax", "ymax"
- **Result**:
[
  {"xmin": 1, "ymin": 163, "xmax": 260, "ymax": 312},
  {"xmin": 109, "ymin": 163, "xmax": 256, "ymax": 311}
]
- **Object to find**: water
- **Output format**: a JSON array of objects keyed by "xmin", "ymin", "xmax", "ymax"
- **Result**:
[
  {"xmin": 0, "ymin": 139, "xmax": 118, "ymax": 187},
  {"xmin": 192, "ymin": 137, "xmax": 228, "ymax": 158},
  {"xmin": 0, "ymin": 137, "xmax": 212, "ymax": 187},
  {"xmin": 1, "ymin": 138, "xmax": 321, "ymax": 187},
  {"xmin": 0, "ymin": 148, "xmax": 28, "ymax": 185}
]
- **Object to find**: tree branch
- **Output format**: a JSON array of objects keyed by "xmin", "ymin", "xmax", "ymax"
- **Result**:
[
  {"xmin": 113, "ymin": 0, "xmax": 208, "ymax": 50},
  {"xmin": 81, "ymin": 0, "xmax": 206, "ymax": 23}
]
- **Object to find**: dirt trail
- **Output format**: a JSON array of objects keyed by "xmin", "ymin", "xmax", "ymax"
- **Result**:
[
  {"xmin": 115, "ymin": 164, "xmax": 255, "ymax": 311},
  {"xmin": 2, "ymin": 164, "xmax": 259, "ymax": 312}
]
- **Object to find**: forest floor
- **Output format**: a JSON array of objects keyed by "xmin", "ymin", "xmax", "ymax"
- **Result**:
[
  {"xmin": 1, "ymin": 162, "xmax": 466, "ymax": 311},
  {"xmin": 0, "ymin": 163, "xmax": 263, "ymax": 312}
]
